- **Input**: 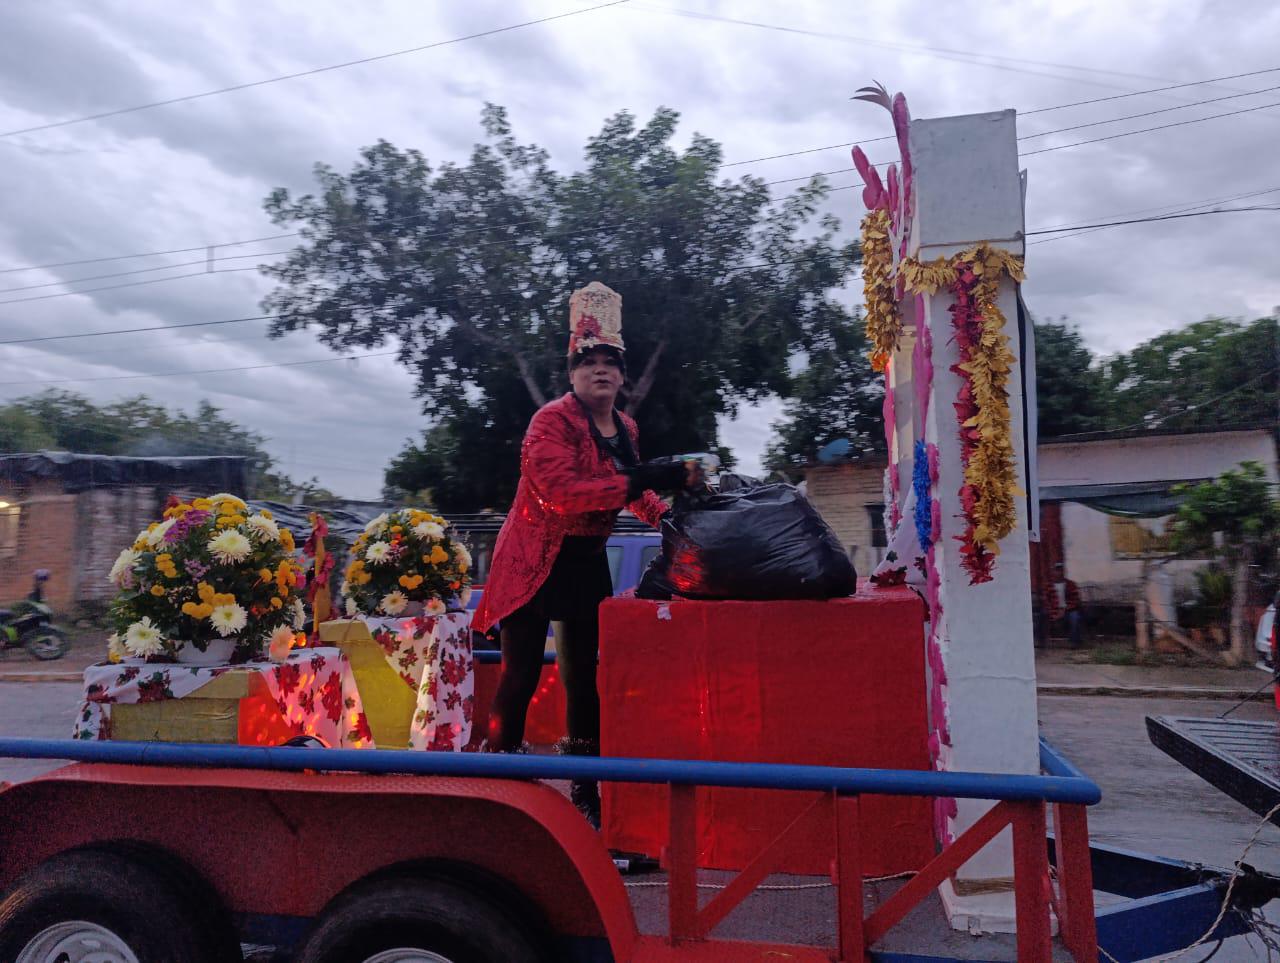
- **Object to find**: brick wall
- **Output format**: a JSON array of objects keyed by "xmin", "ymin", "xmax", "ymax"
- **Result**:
[
  {"xmin": 804, "ymin": 463, "xmax": 887, "ymax": 579},
  {"xmin": 0, "ymin": 481, "xmax": 170, "ymax": 615},
  {"xmin": 0, "ymin": 478, "xmax": 78, "ymax": 612}
]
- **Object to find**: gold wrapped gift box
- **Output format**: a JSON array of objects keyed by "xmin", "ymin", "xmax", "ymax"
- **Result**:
[
  {"xmin": 319, "ymin": 619, "xmax": 416, "ymax": 749},
  {"xmin": 112, "ymin": 671, "xmax": 268, "ymax": 744}
]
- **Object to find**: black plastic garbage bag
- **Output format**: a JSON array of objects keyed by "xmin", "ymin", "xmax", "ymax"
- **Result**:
[{"xmin": 637, "ymin": 474, "xmax": 857, "ymax": 601}]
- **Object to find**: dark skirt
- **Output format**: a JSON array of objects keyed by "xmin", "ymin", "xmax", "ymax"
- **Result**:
[{"xmin": 522, "ymin": 536, "xmax": 613, "ymax": 622}]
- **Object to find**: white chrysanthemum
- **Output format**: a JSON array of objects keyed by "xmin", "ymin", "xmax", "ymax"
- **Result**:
[
  {"xmin": 345, "ymin": 597, "xmax": 358, "ymax": 616},
  {"xmin": 208, "ymin": 530, "xmax": 251, "ymax": 564},
  {"xmin": 108, "ymin": 548, "xmax": 140, "ymax": 586},
  {"xmin": 365, "ymin": 541, "xmax": 392, "ymax": 565},
  {"xmin": 424, "ymin": 597, "xmax": 447, "ymax": 617},
  {"xmin": 268, "ymin": 624, "xmax": 296, "ymax": 663},
  {"xmin": 291, "ymin": 598, "xmax": 307, "ymax": 630},
  {"xmin": 364, "ymin": 513, "xmax": 390, "ymax": 535},
  {"xmin": 246, "ymin": 513, "xmax": 280, "ymax": 541},
  {"xmin": 414, "ymin": 521, "xmax": 444, "ymax": 541},
  {"xmin": 452, "ymin": 543, "xmax": 472, "ymax": 571},
  {"xmin": 209, "ymin": 603, "xmax": 248, "ymax": 637},
  {"xmin": 380, "ymin": 590, "xmax": 408, "ymax": 615},
  {"xmin": 107, "ymin": 633, "xmax": 127, "ymax": 663},
  {"xmin": 209, "ymin": 492, "xmax": 247, "ymax": 509},
  {"xmin": 124, "ymin": 618, "xmax": 165, "ymax": 658},
  {"xmin": 459, "ymin": 586, "xmax": 473, "ymax": 608},
  {"xmin": 145, "ymin": 518, "xmax": 176, "ymax": 549}
]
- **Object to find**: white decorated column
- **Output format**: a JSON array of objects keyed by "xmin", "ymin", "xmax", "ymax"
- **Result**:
[
  {"xmin": 855, "ymin": 93, "xmax": 1039, "ymax": 932},
  {"xmin": 909, "ymin": 110, "xmax": 1038, "ymax": 928}
]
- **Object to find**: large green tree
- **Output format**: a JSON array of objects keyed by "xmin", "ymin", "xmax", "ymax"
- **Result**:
[
  {"xmin": 0, "ymin": 390, "xmax": 326, "ymax": 500},
  {"xmin": 764, "ymin": 314, "xmax": 881, "ymax": 473},
  {"xmin": 1033, "ymin": 320, "xmax": 1104, "ymax": 437},
  {"xmin": 261, "ymin": 104, "xmax": 858, "ymax": 512},
  {"xmin": 1099, "ymin": 316, "xmax": 1277, "ymax": 431}
]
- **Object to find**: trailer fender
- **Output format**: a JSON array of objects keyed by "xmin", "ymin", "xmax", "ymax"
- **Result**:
[{"xmin": 0, "ymin": 763, "xmax": 638, "ymax": 959}]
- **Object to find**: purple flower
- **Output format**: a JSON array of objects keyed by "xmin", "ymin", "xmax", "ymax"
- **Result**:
[
  {"xmin": 184, "ymin": 558, "xmax": 210, "ymax": 580},
  {"xmin": 167, "ymin": 510, "xmax": 212, "ymax": 544}
]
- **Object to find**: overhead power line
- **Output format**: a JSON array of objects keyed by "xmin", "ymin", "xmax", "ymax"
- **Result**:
[
  {"xmin": 0, "ymin": 350, "xmax": 404, "ymax": 388},
  {"xmin": 2, "ymin": 64, "xmax": 1277, "ymax": 278},
  {"xmin": 1019, "ymin": 99, "xmax": 1280, "ymax": 156},
  {"xmin": 0, "ymin": 0, "xmax": 631, "ymax": 139},
  {"xmin": 0, "ymin": 250, "xmax": 859, "ymax": 347},
  {"xmin": 1025, "ymin": 205, "xmax": 1279, "ymax": 235}
]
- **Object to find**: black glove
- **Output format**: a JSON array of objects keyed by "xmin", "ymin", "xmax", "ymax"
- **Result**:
[{"xmin": 623, "ymin": 461, "xmax": 689, "ymax": 500}]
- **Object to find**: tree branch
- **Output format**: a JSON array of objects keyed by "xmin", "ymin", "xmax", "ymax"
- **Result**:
[
  {"xmin": 447, "ymin": 301, "xmax": 548, "ymax": 408},
  {"xmin": 625, "ymin": 336, "xmax": 668, "ymax": 416}
]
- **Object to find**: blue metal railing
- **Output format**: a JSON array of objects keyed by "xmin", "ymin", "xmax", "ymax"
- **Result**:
[
  {"xmin": 470, "ymin": 650, "xmax": 556, "ymax": 664},
  {"xmin": 1038, "ymin": 738, "xmax": 1092, "ymax": 781},
  {"xmin": 0, "ymin": 738, "xmax": 1101, "ymax": 805}
]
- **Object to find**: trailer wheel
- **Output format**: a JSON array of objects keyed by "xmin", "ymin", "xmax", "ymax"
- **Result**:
[
  {"xmin": 0, "ymin": 848, "xmax": 229, "ymax": 963},
  {"xmin": 295, "ymin": 875, "xmax": 546, "ymax": 963}
]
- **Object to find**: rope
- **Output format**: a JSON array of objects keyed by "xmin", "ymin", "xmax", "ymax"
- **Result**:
[{"xmin": 1096, "ymin": 799, "xmax": 1280, "ymax": 962}]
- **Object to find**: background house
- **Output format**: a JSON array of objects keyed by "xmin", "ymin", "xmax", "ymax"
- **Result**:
[
  {"xmin": 804, "ymin": 424, "xmax": 1278, "ymax": 637},
  {"xmin": 0, "ymin": 451, "xmax": 249, "ymax": 614}
]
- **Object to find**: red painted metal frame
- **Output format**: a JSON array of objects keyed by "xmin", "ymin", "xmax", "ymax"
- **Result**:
[{"xmin": 660, "ymin": 786, "xmax": 1097, "ymax": 961}]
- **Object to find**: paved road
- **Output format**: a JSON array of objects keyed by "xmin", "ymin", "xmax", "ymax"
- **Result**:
[{"xmin": 1, "ymin": 684, "xmax": 1277, "ymax": 958}]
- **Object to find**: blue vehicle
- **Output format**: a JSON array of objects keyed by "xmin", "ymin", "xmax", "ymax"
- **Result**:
[{"xmin": 463, "ymin": 529, "xmax": 662, "ymax": 647}]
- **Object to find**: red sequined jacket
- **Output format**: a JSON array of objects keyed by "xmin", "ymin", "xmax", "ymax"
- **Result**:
[{"xmin": 472, "ymin": 393, "xmax": 668, "ymax": 633}]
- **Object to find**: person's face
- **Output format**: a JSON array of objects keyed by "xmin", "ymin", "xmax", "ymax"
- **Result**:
[{"xmin": 570, "ymin": 348, "xmax": 624, "ymax": 407}]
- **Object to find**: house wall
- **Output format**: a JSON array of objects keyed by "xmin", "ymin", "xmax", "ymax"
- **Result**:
[
  {"xmin": 805, "ymin": 430, "xmax": 1278, "ymax": 605},
  {"xmin": 0, "ymin": 480, "xmax": 171, "ymax": 614},
  {"xmin": 803, "ymin": 463, "xmax": 887, "ymax": 578},
  {"xmin": 1040, "ymin": 430, "xmax": 1278, "ymax": 603},
  {"xmin": 0, "ymin": 477, "xmax": 79, "ymax": 613}
]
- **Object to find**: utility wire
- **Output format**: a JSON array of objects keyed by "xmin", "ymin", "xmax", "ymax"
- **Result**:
[
  {"xmin": 3, "ymin": 65, "xmax": 1278, "ymax": 277},
  {"xmin": 0, "ymin": 350, "xmax": 404, "ymax": 388},
  {"xmin": 1028, "ymin": 187, "xmax": 1280, "ymax": 245},
  {"xmin": 0, "ymin": 249, "xmax": 294, "ymax": 294},
  {"xmin": 1019, "ymin": 99, "xmax": 1280, "ymax": 156},
  {"xmin": 1024, "ymin": 205, "xmax": 1280, "ymax": 236},
  {"xmin": 0, "ymin": 251, "xmax": 859, "ymax": 348},
  {"xmin": 0, "ymin": 0, "xmax": 631, "ymax": 139},
  {"xmin": 0, "ymin": 267, "xmax": 261, "ymax": 305},
  {"xmin": 7, "ymin": 79, "xmax": 1275, "ymax": 303}
]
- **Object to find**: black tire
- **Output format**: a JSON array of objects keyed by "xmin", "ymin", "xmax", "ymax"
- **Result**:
[
  {"xmin": 295, "ymin": 875, "xmax": 545, "ymax": 963},
  {"xmin": 0, "ymin": 848, "xmax": 233, "ymax": 963},
  {"xmin": 23, "ymin": 628, "xmax": 69, "ymax": 661}
]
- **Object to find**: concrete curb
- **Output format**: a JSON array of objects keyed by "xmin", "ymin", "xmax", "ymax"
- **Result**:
[
  {"xmin": 0, "ymin": 672, "xmax": 84, "ymax": 684},
  {"xmin": 1037, "ymin": 683, "xmax": 1270, "ymax": 701},
  {"xmin": 1, "ymin": 673, "xmax": 1273, "ymax": 704}
]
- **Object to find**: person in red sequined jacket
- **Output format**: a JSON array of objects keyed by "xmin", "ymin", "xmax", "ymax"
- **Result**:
[{"xmin": 473, "ymin": 282, "xmax": 697, "ymax": 826}]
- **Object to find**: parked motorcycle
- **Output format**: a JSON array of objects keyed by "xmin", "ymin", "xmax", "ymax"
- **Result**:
[{"xmin": 1, "ymin": 570, "xmax": 71, "ymax": 661}]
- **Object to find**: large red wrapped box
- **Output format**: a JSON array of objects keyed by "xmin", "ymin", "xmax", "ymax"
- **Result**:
[{"xmin": 600, "ymin": 584, "xmax": 933, "ymax": 876}]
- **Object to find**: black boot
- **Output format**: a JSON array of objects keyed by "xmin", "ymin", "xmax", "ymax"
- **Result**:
[{"xmin": 557, "ymin": 737, "xmax": 601, "ymax": 830}]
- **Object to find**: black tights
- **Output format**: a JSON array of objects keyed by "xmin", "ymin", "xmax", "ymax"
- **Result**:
[{"xmin": 487, "ymin": 603, "xmax": 600, "ymax": 752}]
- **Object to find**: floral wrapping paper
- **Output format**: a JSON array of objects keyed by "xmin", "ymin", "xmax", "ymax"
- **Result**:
[
  {"xmin": 364, "ymin": 612, "xmax": 475, "ymax": 752},
  {"xmin": 73, "ymin": 647, "xmax": 374, "ymax": 748}
]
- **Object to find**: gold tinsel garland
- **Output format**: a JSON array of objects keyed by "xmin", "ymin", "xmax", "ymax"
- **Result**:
[
  {"xmin": 901, "ymin": 244, "xmax": 1025, "ymax": 582},
  {"xmin": 859, "ymin": 208, "xmax": 900, "ymax": 372}
]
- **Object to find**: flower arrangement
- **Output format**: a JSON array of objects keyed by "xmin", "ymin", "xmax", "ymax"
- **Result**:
[
  {"xmin": 106, "ymin": 493, "xmax": 307, "ymax": 663},
  {"xmin": 340, "ymin": 509, "xmax": 472, "ymax": 618}
]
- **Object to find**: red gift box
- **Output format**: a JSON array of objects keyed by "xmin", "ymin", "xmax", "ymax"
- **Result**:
[{"xmin": 600, "ymin": 585, "xmax": 934, "ymax": 876}]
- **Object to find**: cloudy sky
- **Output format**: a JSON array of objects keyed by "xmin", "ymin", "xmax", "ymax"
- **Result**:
[{"xmin": 1, "ymin": 0, "xmax": 1277, "ymax": 500}]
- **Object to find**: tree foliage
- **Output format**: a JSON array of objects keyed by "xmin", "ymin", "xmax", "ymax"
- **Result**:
[
  {"xmin": 261, "ymin": 104, "xmax": 857, "ymax": 511},
  {"xmin": 1033, "ymin": 320, "xmax": 1104, "ymax": 437},
  {"xmin": 764, "ymin": 314, "xmax": 881, "ymax": 473},
  {"xmin": 1171, "ymin": 461, "xmax": 1279, "ymax": 664},
  {"xmin": 0, "ymin": 390, "xmax": 327, "ymax": 500},
  {"xmin": 1099, "ymin": 316, "xmax": 1277, "ymax": 432}
]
